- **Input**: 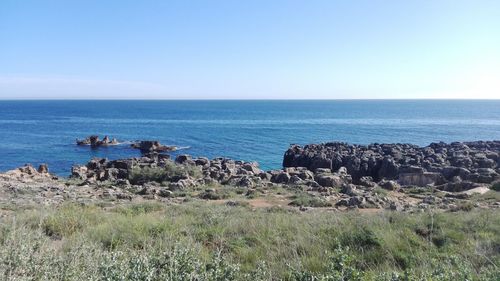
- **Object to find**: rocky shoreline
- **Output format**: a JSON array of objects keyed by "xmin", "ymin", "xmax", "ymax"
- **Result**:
[
  {"xmin": 1, "ymin": 140, "xmax": 499, "ymax": 212},
  {"xmin": 284, "ymin": 141, "xmax": 500, "ymax": 190}
]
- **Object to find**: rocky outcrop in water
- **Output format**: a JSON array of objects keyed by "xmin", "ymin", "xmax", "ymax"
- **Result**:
[
  {"xmin": 76, "ymin": 135, "xmax": 119, "ymax": 147},
  {"xmin": 283, "ymin": 141, "xmax": 500, "ymax": 191},
  {"xmin": 131, "ymin": 141, "xmax": 177, "ymax": 153}
]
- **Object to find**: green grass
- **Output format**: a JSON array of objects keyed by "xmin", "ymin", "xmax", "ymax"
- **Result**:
[
  {"xmin": 471, "ymin": 190, "xmax": 500, "ymax": 204},
  {"xmin": 289, "ymin": 192, "xmax": 332, "ymax": 207},
  {"xmin": 373, "ymin": 187, "xmax": 389, "ymax": 197},
  {"xmin": 0, "ymin": 202, "xmax": 498, "ymax": 280}
]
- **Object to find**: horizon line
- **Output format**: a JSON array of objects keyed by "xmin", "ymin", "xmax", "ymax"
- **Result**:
[{"xmin": 1, "ymin": 98, "xmax": 500, "ymax": 101}]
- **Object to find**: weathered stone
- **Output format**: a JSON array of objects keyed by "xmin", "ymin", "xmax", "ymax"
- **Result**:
[
  {"xmin": 175, "ymin": 155, "xmax": 192, "ymax": 164},
  {"xmin": 314, "ymin": 168, "xmax": 331, "ymax": 174},
  {"xmin": 194, "ymin": 157, "xmax": 210, "ymax": 166},
  {"xmin": 289, "ymin": 175, "xmax": 304, "ymax": 185},
  {"xmin": 157, "ymin": 188, "xmax": 173, "ymax": 197},
  {"xmin": 315, "ymin": 174, "xmax": 343, "ymax": 187},
  {"xmin": 341, "ymin": 184, "xmax": 359, "ymax": 196},
  {"xmin": 77, "ymin": 135, "xmax": 119, "ymax": 148},
  {"xmin": 242, "ymin": 163, "xmax": 261, "ymax": 174},
  {"xmin": 282, "ymin": 141, "xmax": 499, "ymax": 187},
  {"xmin": 131, "ymin": 140, "xmax": 177, "ymax": 153},
  {"xmin": 358, "ymin": 176, "xmax": 376, "ymax": 187},
  {"xmin": 37, "ymin": 164, "xmax": 49, "ymax": 174},
  {"xmin": 379, "ymin": 180, "xmax": 400, "ymax": 191},
  {"xmin": 18, "ymin": 164, "xmax": 37, "ymax": 175},
  {"xmin": 398, "ymin": 172, "xmax": 444, "ymax": 186},
  {"xmin": 71, "ymin": 165, "xmax": 88, "ymax": 179},
  {"xmin": 270, "ymin": 171, "xmax": 291, "ymax": 184}
]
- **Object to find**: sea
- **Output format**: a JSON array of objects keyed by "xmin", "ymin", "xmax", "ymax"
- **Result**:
[{"xmin": 1, "ymin": 100, "xmax": 499, "ymax": 175}]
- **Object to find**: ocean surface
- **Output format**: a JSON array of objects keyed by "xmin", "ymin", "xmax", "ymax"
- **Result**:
[{"xmin": 1, "ymin": 100, "xmax": 499, "ymax": 176}]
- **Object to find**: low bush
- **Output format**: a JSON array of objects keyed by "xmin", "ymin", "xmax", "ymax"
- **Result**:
[
  {"xmin": 491, "ymin": 181, "xmax": 500, "ymax": 192},
  {"xmin": 129, "ymin": 162, "xmax": 201, "ymax": 184},
  {"xmin": 289, "ymin": 193, "xmax": 332, "ymax": 207}
]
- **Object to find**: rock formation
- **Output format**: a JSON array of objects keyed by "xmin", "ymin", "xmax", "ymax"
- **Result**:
[
  {"xmin": 1, "ymin": 140, "xmax": 498, "ymax": 211},
  {"xmin": 130, "ymin": 141, "xmax": 177, "ymax": 153},
  {"xmin": 283, "ymin": 141, "xmax": 500, "ymax": 191},
  {"xmin": 76, "ymin": 135, "xmax": 119, "ymax": 147}
]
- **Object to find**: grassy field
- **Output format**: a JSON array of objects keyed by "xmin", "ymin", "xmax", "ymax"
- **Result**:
[{"xmin": 0, "ymin": 201, "xmax": 499, "ymax": 280}]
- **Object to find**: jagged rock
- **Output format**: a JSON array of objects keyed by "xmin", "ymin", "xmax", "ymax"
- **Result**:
[
  {"xmin": 110, "ymin": 160, "xmax": 133, "ymax": 170},
  {"xmin": 175, "ymin": 154, "xmax": 192, "ymax": 164},
  {"xmin": 358, "ymin": 176, "xmax": 376, "ymax": 187},
  {"xmin": 38, "ymin": 164, "xmax": 49, "ymax": 174},
  {"xmin": 77, "ymin": 135, "xmax": 118, "ymax": 147},
  {"xmin": 305, "ymin": 180, "xmax": 321, "ymax": 188},
  {"xmin": 270, "ymin": 171, "xmax": 291, "ymax": 184},
  {"xmin": 194, "ymin": 157, "xmax": 210, "ymax": 167},
  {"xmin": 398, "ymin": 172, "xmax": 444, "ymax": 186},
  {"xmin": 283, "ymin": 141, "xmax": 500, "ymax": 187},
  {"xmin": 157, "ymin": 188, "xmax": 173, "ymax": 197},
  {"xmin": 103, "ymin": 168, "xmax": 119, "ymax": 181},
  {"xmin": 341, "ymin": 184, "xmax": 359, "ymax": 196},
  {"xmin": 348, "ymin": 196, "xmax": 365, "ymax": 207},
  {"xmin": 258, "ymin": 172, "xmax": 272, "ymax": 181},
  {"xmin": 168, "ymin": 182, "xmax": 184, "ymax": 191},
  {"xmin": 289, "ymin": 175, "xmax": 304, "ymax": 185},
  {"xmin": 18, "ymin": 164, "xmax": 37, "ymax": 175},
  {"xmin": 314, "ymin": 168, "xmax": 332, "ymax": 174},
  {"xmin": 437, "ymin": 181, "xmax": 482, "ymax": 192},
  {"xmin": 131, "ymin": 140, "xmax": 177, "ymax": 153},
  {"xmin": 242, "ymin": 163, "xmax": 261, "ymax": 174},
  {"xmin": 379, "ymin": 180, "xmax": 400, "ymax": 191},
  {"xmin": 315, "ymin": 174, "xmax": 343, "ymax": 187}
]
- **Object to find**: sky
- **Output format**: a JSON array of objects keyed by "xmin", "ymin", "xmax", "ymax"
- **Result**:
[{"xmin": 0, "ymin": 0, "xmax": 499, "ymax": 99}]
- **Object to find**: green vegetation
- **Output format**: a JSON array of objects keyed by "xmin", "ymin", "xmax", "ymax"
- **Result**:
[
  {"xmin": 491, "ymin": 181, "xmax": 500, "ymax": 192},
  {"xmin": 289, "ymin": 192, "xmax": 332, "ymax": 207},
  {"xmin": 0, "ymin": 202, "xmax": 498, "ymax": 280},
  {"xmin": 373, "ymin": 187, "xmax": 389, "ymax": 197},
  {"xmin": 128, "ymin": 162, "xmax": 201, "ymax": 184}
]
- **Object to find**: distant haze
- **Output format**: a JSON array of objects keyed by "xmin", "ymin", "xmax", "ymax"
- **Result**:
[{"xmin": 0, "ymin": 0, "xmax": 499, "ymax": 99}]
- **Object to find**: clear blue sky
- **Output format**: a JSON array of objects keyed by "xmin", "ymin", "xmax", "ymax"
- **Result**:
[{"xmin": 0, "ymin": 0, "xmax": 499, "ymax": 99}]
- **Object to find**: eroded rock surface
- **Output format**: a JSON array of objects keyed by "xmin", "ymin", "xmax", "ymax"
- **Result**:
[
  {"xmin": 131, "ymin": 141, "xmax": 177, "ymax": 153},
  {"xmin": 76, "ymin": 135, "xmax": 119, "ymax": 147},
  {"xmin": 283, "ymin": 141, "xmax": 500, "ymax": 191}
]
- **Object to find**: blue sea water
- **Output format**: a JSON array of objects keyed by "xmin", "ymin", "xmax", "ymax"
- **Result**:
[{"xmin": 0, "ymin": 100, "xmax": 499, "ymax": 175}]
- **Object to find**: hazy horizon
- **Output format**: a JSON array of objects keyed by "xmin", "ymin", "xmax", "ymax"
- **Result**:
[
  {"xmin": 1, "ymin": 0, "xmax": 499, "ymax": 99},
  {"xmin": 1, "ymin": 98, "xmax": 500, "ymax": 101}
]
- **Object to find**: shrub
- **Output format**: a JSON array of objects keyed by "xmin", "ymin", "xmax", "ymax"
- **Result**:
[
  {"xmin": 374, "ymin": 187, "xmax": 389, "ymax": 197},
  {"xmin": 113, "ymin": 202, "xmax": 165, "ymax": 216},
  {"xmin": 42, "ymin": 204, "xmax": 102, "ymax": 237},
  {"xmin": 289, "ymin": 193, "xmax": 332, "ymax": 207},
  {"xmin": 129, "ymin": 162, "xmax": 200, "ymax": 184},
  {"xmin": 451, "ymin": 201, "xmax": 474, "ymax": 212},
  {"xmin": 491, "ymin": 180, "xmax": 500, "ymax": 192},
  {"xmin": 199, "ymin": 190, "xmax": 230, "ymax": 200},
  {"xmin": 288, "ymin": 245, "xmax": 363, "ymax": 281}
]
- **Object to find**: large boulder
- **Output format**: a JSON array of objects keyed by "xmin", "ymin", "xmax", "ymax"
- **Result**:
[
  {"xmin": 315, "ymin": 174, "xmax": 344, "ymax": 187},
  {"xmin": 71, "ymin": 165, "xmax": 88, "ymax": 180},
  {"xmin": 132, "ymin": 141, "xmax": 177, "ymax": 153},
  {"xmin": 398, "ymin": 172, "xmax": 444, "ymax": 186},
  {"xmin": 270, "ymin": 170, "xmax": 291, "ymax": 184}
]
